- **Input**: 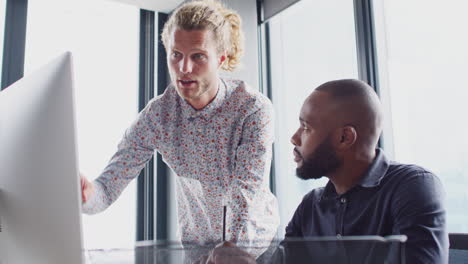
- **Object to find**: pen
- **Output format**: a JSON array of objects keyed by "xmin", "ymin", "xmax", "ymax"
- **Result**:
[{"xmin": 222, "ymin": 205, "xmax": 227, "ymax": 241}]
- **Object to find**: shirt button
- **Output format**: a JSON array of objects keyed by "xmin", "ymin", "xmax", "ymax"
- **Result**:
[
  {"xmin": 340, "ymin": 198, "xmax": 347, "ymax": 203},
  {"xmin": 197, "ymin": 128, "xmax": 202, "ymax": 133}
]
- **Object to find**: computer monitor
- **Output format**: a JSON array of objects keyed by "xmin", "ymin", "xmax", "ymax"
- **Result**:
[{"xmin": 0, "ymin": 52, "xmax": 84, "ymax": 264}]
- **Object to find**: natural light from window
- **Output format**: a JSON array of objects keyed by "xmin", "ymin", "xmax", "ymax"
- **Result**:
[
  {"xmin": 24, "ymin": 0, "xmax": 139, "ymax": 249},
  {"xmin": 267, "ymin": 0, "xmax": 359, "ymax": 237},
  {"xmin": 375, "ymin": 0, "xmax": 468, "ymax": 232}
]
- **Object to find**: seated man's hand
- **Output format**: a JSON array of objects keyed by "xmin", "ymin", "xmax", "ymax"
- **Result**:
[
  {"xmin": 203, "ymin": 241, "xmax": 256, "ymax": 264},
  {"xmin": 80, "ymin": 173, "xmax": 95, "ymax": 204}
]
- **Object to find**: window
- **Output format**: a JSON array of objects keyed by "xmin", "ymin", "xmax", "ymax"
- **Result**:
[
  {"xmin": 24, "ymin": 0, "xmax": 139, "ymax": 248},
  {"xmin": 0, "ymin": 0, "xmax": 6, "ymax": 78},
  {"xmin": 267, "ymin": 0, "xmax": 359, "ymax": 237},
  {"xmin": 374, "ymin": 0, "xmax": 468, "ymax": 232}
]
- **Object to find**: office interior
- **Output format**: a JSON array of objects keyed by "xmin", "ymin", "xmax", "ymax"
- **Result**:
[{"xmin": 1, "ymin": 0, "xmax": 467, "ymax": 263}]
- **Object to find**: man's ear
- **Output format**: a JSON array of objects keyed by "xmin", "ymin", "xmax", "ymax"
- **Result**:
[
  {"xmin": 335, "ymin": 126, "xmax": 357, "ymax": 150},
  {"xmin": 219, "ymin": 52, "xmax": 227, "ymax": 67}
]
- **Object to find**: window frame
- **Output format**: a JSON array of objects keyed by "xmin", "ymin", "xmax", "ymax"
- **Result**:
[{"xmin": 1, "ymin": 0, "xmax": 27, "ymax": 90}]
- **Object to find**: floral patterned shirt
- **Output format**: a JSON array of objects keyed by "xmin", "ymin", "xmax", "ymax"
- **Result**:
[{"xmin": 82, "ymin": 78, "xmax": 279, "ymax": 249}]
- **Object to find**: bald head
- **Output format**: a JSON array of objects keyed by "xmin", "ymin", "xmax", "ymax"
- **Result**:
[{"xmin": 308, "ymin": 79, "xmax": 383, "ymax": 151}]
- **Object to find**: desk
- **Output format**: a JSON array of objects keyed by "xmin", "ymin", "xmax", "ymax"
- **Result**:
[
  {"xmin": 85, "ymin": 240, "xmax": 274, "ymax": 264},
  {"xmin": 85, "ymin": 236, "xmax": 406, "ymax": 264}
]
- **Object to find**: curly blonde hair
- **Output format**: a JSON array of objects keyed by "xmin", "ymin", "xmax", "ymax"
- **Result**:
[{"xmin": 161, "ymin": 0, "xmax": 244, "ymax": 72}]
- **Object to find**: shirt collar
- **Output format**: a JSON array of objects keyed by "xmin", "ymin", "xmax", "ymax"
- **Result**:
[
  {"xmin": 179, "ymin": 78, "xmax": 227, "ymax": 121},
  {"xmin": 358, "ymin": 148, "xmax": 389, "ymax": 188},
  {"xmin": 320, "ymin": 148, "xmax": 389, "ymax": 201}
]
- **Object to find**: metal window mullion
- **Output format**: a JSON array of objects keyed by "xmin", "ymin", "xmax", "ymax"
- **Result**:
[
  {"xmin": 257, "ymin": 0, "xmax": 276, "ymax": 195},
  {"xmin": 1, "ymin": 0, "xmax": 28, "ymax": 90},
  {"xmin": 155, "ymin": 12, "xmax": 169, "ymax": 241},
  {"xmin": 353, "ymin": 0, "xmax": 379, "ymax": 91},
  {"xmin": 137, "ymin": 9, "xmax": 155, "ymax": 242},
  {"xmin": 354, "ymin": 0, "xmax": 383, "ymax": 149}
]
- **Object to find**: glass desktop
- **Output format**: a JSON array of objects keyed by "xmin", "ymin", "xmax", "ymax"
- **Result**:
[{"xmin": 85, "ymin": 235, "xmax": 407, "ymax": 264}]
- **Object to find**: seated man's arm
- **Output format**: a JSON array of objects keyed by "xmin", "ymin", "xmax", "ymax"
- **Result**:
[
  {"xmin": 285, "ymin": 194, "xmax": 307, "ymax": 238},
  {"xmin": 392, "ymin": 171, "xmax": 449, "ymax": 264}
]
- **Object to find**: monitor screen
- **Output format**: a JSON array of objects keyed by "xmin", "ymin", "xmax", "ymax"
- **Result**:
[{"xmin": 0, "ymin": 52, "xmax": 84, "ymax": 264}]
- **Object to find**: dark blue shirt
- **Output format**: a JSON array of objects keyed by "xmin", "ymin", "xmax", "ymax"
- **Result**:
[{"xmin": 285, "ymin": 149, "xmax": 448, "ymax": 263}]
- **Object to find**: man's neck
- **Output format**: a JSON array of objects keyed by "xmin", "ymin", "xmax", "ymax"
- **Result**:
[
  {"xmin": 329, "ymin": 151, "xmax": 376, "ymax": 195},
  {"xmin": 187, "ymin": 79, "xmax": 220, "ymax": 110}
]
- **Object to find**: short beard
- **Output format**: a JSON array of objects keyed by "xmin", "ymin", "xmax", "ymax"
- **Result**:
[{"xmin": 296, "ymin": 137, "xmax": 341, "ymax": 180}]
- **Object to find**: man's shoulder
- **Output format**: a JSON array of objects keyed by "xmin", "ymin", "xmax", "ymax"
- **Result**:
[
  {"xmin": 145, "ymin": 85, "xmax": 178, "ymax": 109},
  {"xmin": 301, "ymin": 187, "xmax": 327, "ymax": 205},
  {"xmin": 386, "ymin": 161, "xmax": 439, "ymax": 182},
  {"xmin": 223, "ymin": 78, "xmax": 272, "ymax": 110},
  {"xmin": 384, "ymin": 161, "xmax": 444, "ymax": 201}
]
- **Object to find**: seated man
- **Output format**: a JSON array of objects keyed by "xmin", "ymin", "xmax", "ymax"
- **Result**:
[{"xmin": 207, "ymin": 79, "xmax": 448, "ymax": 264}]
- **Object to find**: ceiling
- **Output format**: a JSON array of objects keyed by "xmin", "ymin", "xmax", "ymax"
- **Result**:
[{"xmin": 109, "ymin": 0, "xmax": 184, "ymax": 13}]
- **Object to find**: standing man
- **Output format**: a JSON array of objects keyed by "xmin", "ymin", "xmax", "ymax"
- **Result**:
[{"xmin": 81, "ymin": 0, "xmax": 279, "ymax": 252}]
